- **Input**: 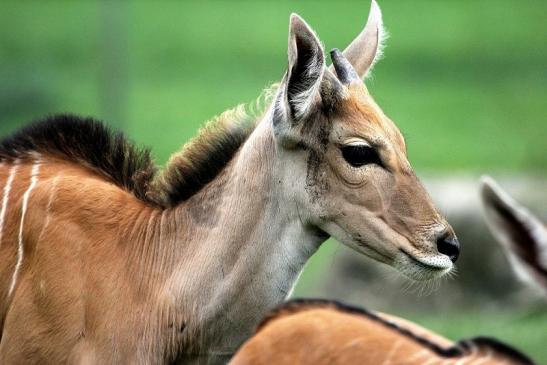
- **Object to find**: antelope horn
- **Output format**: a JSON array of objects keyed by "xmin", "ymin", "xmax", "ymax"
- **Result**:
[{"xmin": 330, "ymin": 48, "xmax": 360, "ymax": 85}]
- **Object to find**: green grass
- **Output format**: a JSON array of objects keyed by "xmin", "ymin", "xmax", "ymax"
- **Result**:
[
  {"xmin": 1, "ymin": 0, "xmax": 546, "ymax": 171},
  {"xmin": 407, "ymin": 308, "xmax": 547, "ymax": 362}
]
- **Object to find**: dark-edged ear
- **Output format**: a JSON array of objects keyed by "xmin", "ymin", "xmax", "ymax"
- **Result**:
[
  {"xmin": 285, "ymin": 13, "xmax": 325, "ymax": 120},
  {"xmin": 273, "ymin": 14, "xmax": 327, "ymax": 147},
  {"xmin": 480, "ymin": 176, "xmax": 547, "ymax": 290}
]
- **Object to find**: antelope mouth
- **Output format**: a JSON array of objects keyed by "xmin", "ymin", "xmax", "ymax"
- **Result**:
[
  {"xmin": 396, "ymin": 249, "xmax": 453, "ymax": 281},
  {"xmin": 355, "ymin": 238, "xmax": 394, "ymax": 263}
]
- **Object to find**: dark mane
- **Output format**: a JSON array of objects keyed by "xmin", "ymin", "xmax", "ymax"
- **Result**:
[
  {"xmin": 458, "ymin": 337, "xmax": 536, "ymax": 365},
  {"xmin": 258, "ymin": 299, "xmax": 534, "ymax": 363},
  {"xmin": 0, "ymin": 114, "xmax": 159, "ymax": 205},
  {"xmin": 0, "ymin": 87, "xmax": 276, "ymax": 208},
  {"xmin": 152, "ymin": 85, "xmax": 276, "ymax": 207},
  {"xmin": 151, "ymin": 104, "xmax": 257, "ymax": 207},
  {"xmin": 256, "ymin": 299, "xmax": 460, "ymax": 357},
  {"xmin": 0, "ymin": 87, "xmax": 275, "ymax": 207}
]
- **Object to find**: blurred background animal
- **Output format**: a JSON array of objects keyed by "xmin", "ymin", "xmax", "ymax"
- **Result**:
[{"xmin": 481, "ymin": 176, "xmax": 547, "ymax": 294}]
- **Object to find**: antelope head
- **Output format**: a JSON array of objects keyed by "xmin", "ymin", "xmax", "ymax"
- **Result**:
[
  {"xmin": 480, "ymin": 176, "xmax": 547, "ymax": 293},
  {"xmin": 272, "ymin": 1, "xmax": 459, "ymax": 281}
]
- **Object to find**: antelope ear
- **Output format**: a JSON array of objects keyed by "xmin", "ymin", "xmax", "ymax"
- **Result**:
[
  {"xmin": 285, "ymin": 13, "xmax": 325, "ymax": 120},
  {"xmin": 480, "ymin": 176, "xmax": 547, "ymax": 289},
  {"xmin": 338, "ymin": 0, "xmax": 386, "ymax": 78}
]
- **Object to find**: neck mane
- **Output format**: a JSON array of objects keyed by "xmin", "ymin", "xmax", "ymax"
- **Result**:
[{"xmin": 0, "ymin": 85, "xmax": 277, "ymax": 209}]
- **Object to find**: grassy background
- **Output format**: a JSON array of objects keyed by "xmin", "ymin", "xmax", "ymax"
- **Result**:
[
  {"xmin": 1, "ymin": 0, "xmax": 546, "ymax": 361},
  {"xmin": 410, "ymin": 307, "xmax": 547, "ymax": 361},
  {"xmin": 1, "ymin": 1, "xmax": 546, "ymax": 171}
]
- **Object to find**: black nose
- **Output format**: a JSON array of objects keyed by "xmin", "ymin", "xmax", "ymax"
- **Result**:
[{"xmin": 436, "ymin": 234, "xmax": 460, "ymax": 263}]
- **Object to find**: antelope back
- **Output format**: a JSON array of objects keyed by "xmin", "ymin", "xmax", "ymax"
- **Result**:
[{"xmin": 229, "ymin": 300, "xmax": 535, "ymax": 365}]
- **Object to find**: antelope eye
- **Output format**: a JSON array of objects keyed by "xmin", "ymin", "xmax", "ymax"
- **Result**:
[{"xmin": 341, "ymin": 144, "xmax": 383, "ymax": 168}]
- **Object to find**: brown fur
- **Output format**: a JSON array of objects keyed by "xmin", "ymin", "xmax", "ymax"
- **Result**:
[
  {"xmin": 0, "ymin": 161, "xmax": 169, "ymax": 362},
  {"xmin": 0, "ymin": 109, "xmax": 295, "ymax": 363},
  {"xmin": 230, "ymin": 300, "xmax": 535, "ymax": 365}
]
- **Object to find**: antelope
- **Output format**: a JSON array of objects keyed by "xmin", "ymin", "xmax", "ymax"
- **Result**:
[
  {"xmin": 0, "ymin": 1, "xmax": 459, "ymax": 363},
  {"xmin": 480, "ymin": 176, "xmax": 547, "ymax": 293},
  {"xmin": 229, "ymin": 299, "xmax": 536, "ymax": 365}
]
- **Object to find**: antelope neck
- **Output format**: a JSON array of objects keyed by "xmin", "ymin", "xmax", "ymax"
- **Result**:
[{"xmin": 146, "ymin": 115, "xmax": 325, "ymax": 355}]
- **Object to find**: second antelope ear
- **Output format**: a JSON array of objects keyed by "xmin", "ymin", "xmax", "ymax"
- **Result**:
[
  {"xmin": 339, "ymin": 0, "xmax": 385, "ymax": 78},
  {"xmin": 480, "ymin": 176, "xmax": 547, "ymax": 288},
  {"xmin": 285, "ymin": 14, "xmax": 325, "ymax": 120}
]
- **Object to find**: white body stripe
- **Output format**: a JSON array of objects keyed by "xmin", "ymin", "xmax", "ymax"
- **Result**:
[
  {"xmin": 471, "ymin": 351, "xmax": 492, "ymax": 365},
  {"xmin": 408, "ymin": 349, "xmax": 430, "ymax": 362},
  {"xmin": 0, "ymin": 160, "xmax": 20, "ymax": 249},
  {"xmin": 421, "ymin": 358, "xmax": 440, "ymax": 365},
  {"xmin": 8, "ymin": 161, "xmax": 41, "ymax": 296},
  {"xmin": 380, "ymin": 340, "xmax": 402, "ymax": 365},
  {"xmin": 36, "ymin": 175, "xmax": 60, "ymax": 247}
]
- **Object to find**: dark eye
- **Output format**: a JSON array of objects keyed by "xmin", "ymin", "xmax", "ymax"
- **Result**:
[{"xmin": 341, "ymin": 144, "xmax": 383, "ymax": 168}]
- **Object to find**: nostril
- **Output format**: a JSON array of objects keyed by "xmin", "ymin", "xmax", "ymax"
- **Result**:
[{"xmin": 436, "ymin": 234, "xmax": 460, "ymax": 263}]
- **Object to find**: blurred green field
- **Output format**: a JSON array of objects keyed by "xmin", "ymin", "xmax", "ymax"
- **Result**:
[
  {"xmin": 409, "ymin": 308, "xmax": 547, "ymax": 363},
  {"xmin": 1, "ymin": 1, "xmax": 546, "ymax": 171},
  {"xmin": 1, "ymin": 0, "xmax": 546, "ymax": 362}
]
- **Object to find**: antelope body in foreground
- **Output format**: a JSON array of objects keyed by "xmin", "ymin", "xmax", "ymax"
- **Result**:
[
  {"xmin": 0, "ymin": 1, "xmax": 458, "ymax": 363},
  {"xmin": 230, "ymin": 299, "xmax": 536, "ymax": 365}
]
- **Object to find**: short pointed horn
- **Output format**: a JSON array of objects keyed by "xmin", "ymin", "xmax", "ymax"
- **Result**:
[
  {"xmin": 330, "ymin": 49, "xmax": 360, "ymax": 85},
  {"xmin": 338, "ymin": 0, "xmax": 385, "ymax": 78}
]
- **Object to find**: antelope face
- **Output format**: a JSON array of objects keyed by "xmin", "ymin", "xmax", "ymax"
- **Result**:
[
  {"xmin": 480, "ymin": 176, "xmax": 547, "ymax": 293},
  {"xmin": 273, "ymin": 1, "xmax": 458, "ymax": 281},
  {"xmin": 316, "ymin": 88, "xmax": 459, "ymax": 281}
]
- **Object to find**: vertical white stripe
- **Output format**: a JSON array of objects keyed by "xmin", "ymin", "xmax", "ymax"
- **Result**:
[
  {"xmin": 380, "ymin": 340, "xmax": 402, "ymax": 365},
  {"xmin": 8, "ymin": 160, "xmax": 41, "ymax": 296},
  {"xmin": 408, "ymin": 349, "xmax": 430, "ymax": 362},
  {"xmin": 36, "ymin": 175, "xmax": 60, "ymax": 246},
  {"xmin": 421, "ymin": 358, "xmax": 440, "ymax": 365},
  {"xmin": 0, "ymin": 160, "xmax": 20, "ymax": 249}
]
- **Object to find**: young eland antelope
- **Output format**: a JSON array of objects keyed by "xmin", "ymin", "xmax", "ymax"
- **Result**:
[
  {"xmin": 230, "ymin": 299, "xmax": 536, "ymax": 365},
  {"xmin": 0, "ymin": 1, "xmax": 458, "ymax": 363}
]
